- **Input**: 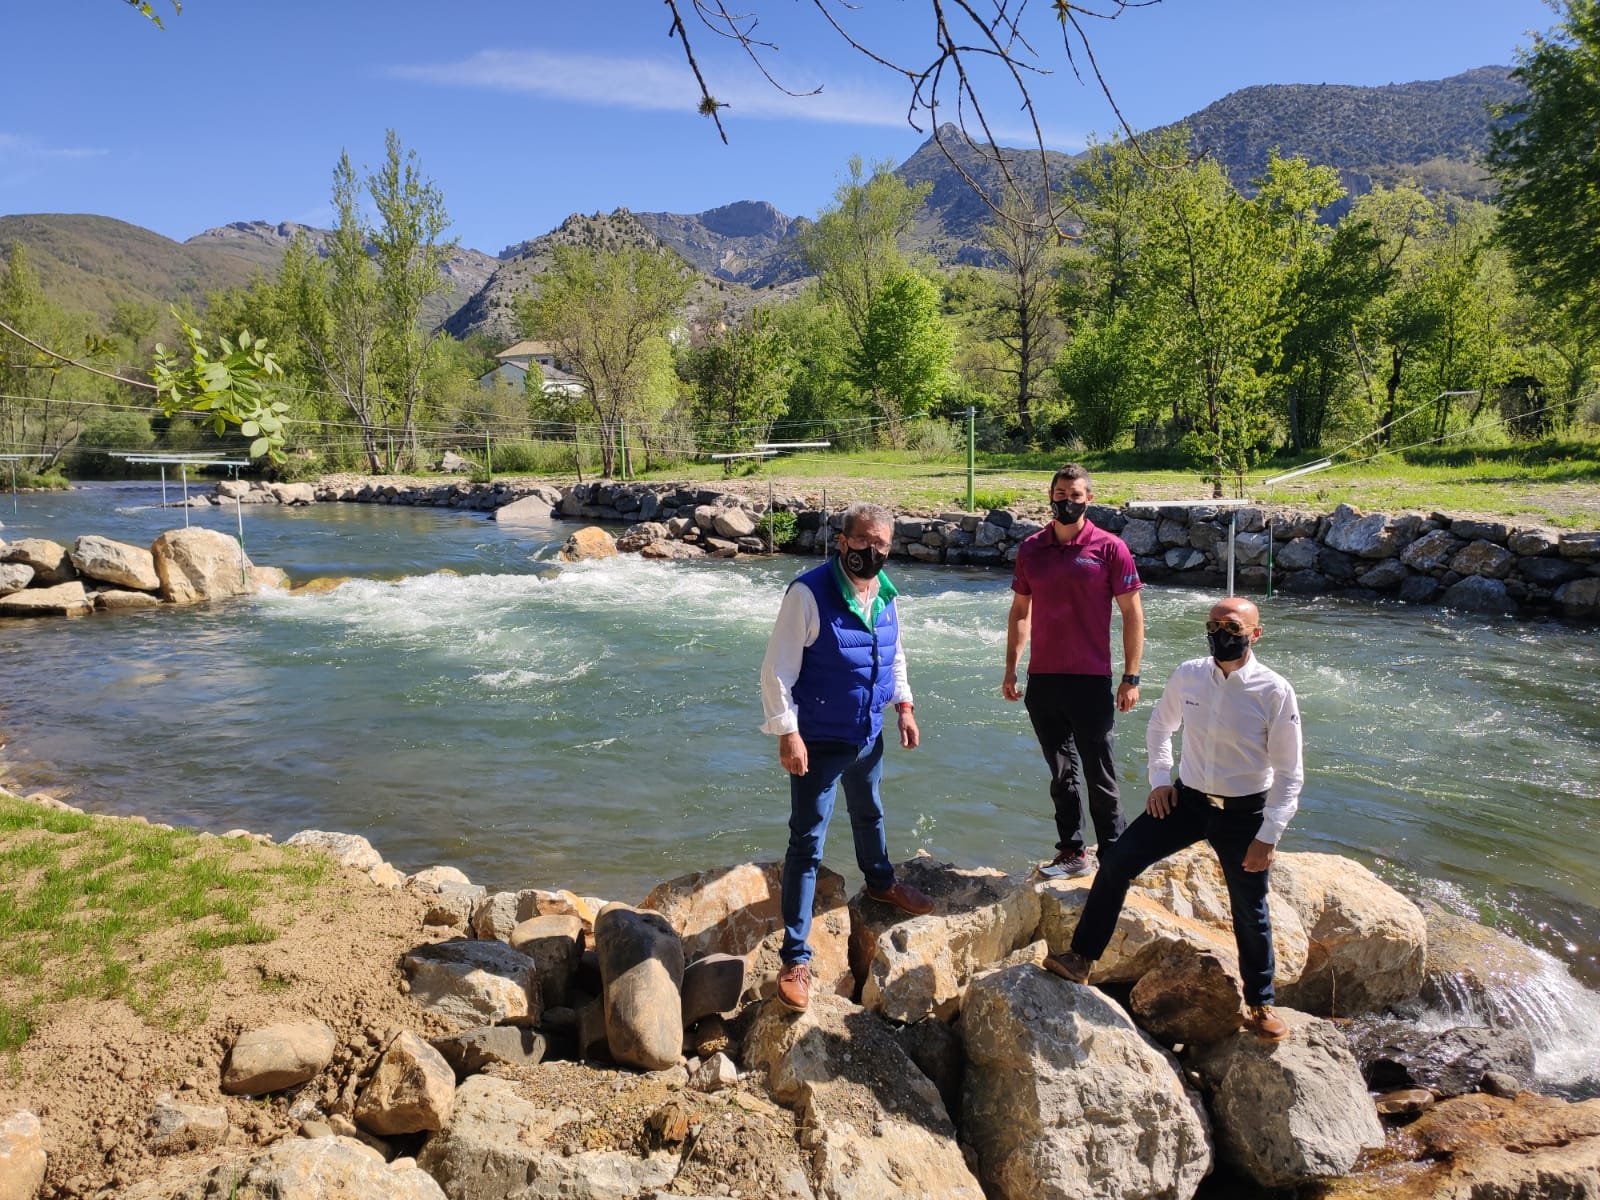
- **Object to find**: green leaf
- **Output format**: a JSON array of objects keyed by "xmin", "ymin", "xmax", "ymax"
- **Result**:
[
  {"xmin": 239, "ymin": 421, "xmax": 259, "ymax": 437},
  {"xmin": 249, "ymin": 437, "xmax": 270, "ymax": 459}
]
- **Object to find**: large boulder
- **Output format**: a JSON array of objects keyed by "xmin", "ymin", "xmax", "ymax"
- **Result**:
[
  {"xmin": 0, "ymin": 562, "xmax": 33, "ymax": 595},
  {"xmin": 559, "ymin": 526, "xmax": 618, "ymax": 562},
  {"xmin": 593, "ymin": 903, "xmax": 684, "ymax": 1070},
  {"xmin": 415, "ymin": 1074, "xmax": 679, "ymax": 1199},
  {"xmin": 1128, "ymin": 943, "xmax": 1247, "ymax": 1045},
  {"xmin": 640, "ymin": 861, "xmax": 854, "ymax": 999},
  {"xmin": 122, "ymin": 1135, "xmax": 446, "ymax": 1200},
  {"xmin": 354, "ymin": 1031, "xmax": 457, "ymax": 1135},
  {"xmin": 401, "ymin": 938, "xmax": 541, "ymax": 1027},
  {"xmin": 1323, "ymin": 506, "xmax": 1422, "ymax": 559},
  {"xmin": 0, "ymin": 1111, "xmax": 46, "ymax": 1200},
  {"xmin": 1, "ymin": 537, "xmax": 74, "ymax": 585},
  {"xmin": 286, "ymin": 829, "xmax": 402, "ymax": 889},
  {"xmin": 1344, "ymin": 1018, "xmax": 1535, "ymax": 1098},
  {"xmin": 151, "ymin": 526, "xmax": 254, "ymax": 604},
  {"xmin": 849, "ymin": 857, "xmax": 1041, "ymax": 1023},
  {"xmin": 747, "ymin": 992, "xmax": 984, "ymax": 1200},
  {"xmin": 71, "ymin": 535, "xmax": 161, "ymax": 590},
  {"xmin": 493, "ymin": 494, "xmax": 556, "ymax": 524},
  {"xmin": 961, "ymin": 963, "xmax": 1212, "ymax": 1200},
  {"xmin": 1328, "ymin": 1092, "xmax": 1600, "ymax": 1200},
  {"xmin": 1188, "ymin": 1009, "xmax": 1383, "ymax": 1188},
  {"xmin": 221, "ymin": 1020, "xmax": 338, "ymax": 1095},
  {"xmin": 1271, "ymin": 853, "xmax": 1427, "ymax": 1016},
  {"xmin": 0, "ymin": 579, "xmax": 92, "ymax": 617},
  {"xmin": 509, "ymin": 914, "xmax": 585, "ymax": 1009}
]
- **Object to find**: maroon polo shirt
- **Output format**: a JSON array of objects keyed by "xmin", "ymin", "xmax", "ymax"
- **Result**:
[{"xmin": 1010, "ymin": 520, "xmax": 1142, "ymax": 676}]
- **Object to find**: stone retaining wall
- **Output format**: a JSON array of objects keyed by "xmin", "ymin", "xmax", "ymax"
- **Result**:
[{"xmin": 275, "ymin": 478, "xmax": 1600, "ymax": 621}]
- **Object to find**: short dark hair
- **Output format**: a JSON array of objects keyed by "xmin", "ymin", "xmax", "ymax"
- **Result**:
[{"xmin": 1050, "ymin": 464, "xmax": 1092, "ymax": 492}]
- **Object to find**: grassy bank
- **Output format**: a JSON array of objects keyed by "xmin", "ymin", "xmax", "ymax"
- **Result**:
[{"xmin": 0, "ymin": 792, "xmax": 331, "ymax": 1052}]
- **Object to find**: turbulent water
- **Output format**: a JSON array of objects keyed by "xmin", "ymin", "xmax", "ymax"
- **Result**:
[{"xmin": 4, "ymin": 481, "xmax": 1598, "ymax": 1092}]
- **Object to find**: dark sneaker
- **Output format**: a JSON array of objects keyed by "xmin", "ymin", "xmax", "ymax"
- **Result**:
[
  {"xmin": 1041, "ymin": 950, "xmax": 1092, "ymax": 984},
  {"xmin": 1037, "ymin": 850, "xmax": 1092, "ymax": 879},
  {"xmin": 1245, "ymin": 1004, "xmax": 1289, "ymax": 1042},
  {"xmin": 776, "ymin": 963, "xmax": 811, "ymax": 1012},
  {"xmin": 866, "ymin": 881, "xmax": 934, "ymax": 916}
]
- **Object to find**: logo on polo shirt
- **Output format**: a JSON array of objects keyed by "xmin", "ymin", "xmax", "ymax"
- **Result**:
[{"xmin": 1075, "ymin": 556, "xmax": 1101, "ymax": 568}]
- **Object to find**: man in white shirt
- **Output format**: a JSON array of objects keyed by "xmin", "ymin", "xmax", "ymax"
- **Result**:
[{"xmin": 1041, "ymin": 596, "xmax": 1303, "ymax": 1041}]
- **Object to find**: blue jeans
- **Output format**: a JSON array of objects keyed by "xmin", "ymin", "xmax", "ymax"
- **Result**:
[
  {"xmin": 1068, "ymin": 779, "xmax": 1276, "ymax": 1005},
  {"xmin": 780, "ymin": 734, "xmax": 895, "ymax": 965}
]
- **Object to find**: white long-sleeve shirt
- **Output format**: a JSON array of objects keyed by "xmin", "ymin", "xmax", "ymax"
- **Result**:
[
  {"xmin": 759, "ymin": 574, "xmax": 911, "ymax": 736},
  {"xmin": 1146, "ymin": 652, "xmax": 1303, "ymax": 845}
]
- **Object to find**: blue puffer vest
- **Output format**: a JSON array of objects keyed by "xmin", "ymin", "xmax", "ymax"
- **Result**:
[{"xmin": 789, "ymin": 560, "xmax": 899, "ymax": 745}]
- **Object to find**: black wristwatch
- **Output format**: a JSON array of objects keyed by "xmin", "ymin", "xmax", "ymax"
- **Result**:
[{"xmin": 1121, "ymin": 673, "xmax": 1141, "ymax": 686}]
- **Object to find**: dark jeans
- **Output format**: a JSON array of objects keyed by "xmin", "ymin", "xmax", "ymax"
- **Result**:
[
  {"xmin": 1024, "ymin": 673, "xmax": 1124, "ymax": 855},
  {"xmin": 1069, "ymin": 779, "xmax": 1276, "ymax": 1005},
  {"xmin": 780, "ymin": 734, "xmax": 895, "ymax": 966}
]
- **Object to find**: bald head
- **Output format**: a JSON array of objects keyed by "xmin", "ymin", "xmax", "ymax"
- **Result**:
[{"xmin": 1209, "ymin": 597, "xmax": 1260, "ymax": 629}]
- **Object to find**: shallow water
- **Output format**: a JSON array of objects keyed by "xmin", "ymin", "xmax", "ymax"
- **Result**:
[{"xmin": 4, "ymin": 481, "xmax": 1597, "ymax": 1090}]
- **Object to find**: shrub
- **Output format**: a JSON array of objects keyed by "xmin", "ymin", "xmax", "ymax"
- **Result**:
[
  {"xmin": 759, "ymin": 509, "xmax": 798, "ymax": 550},
  {"xmin": 971, "ymin": 487, "xmax": 1021, "ymax": 510}
]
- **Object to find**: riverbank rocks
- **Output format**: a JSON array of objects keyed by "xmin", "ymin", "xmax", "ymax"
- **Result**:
[
  {"xmin": 849, "ymin": 857, "xmax": 1041, "ymax": 1023},
  {"xmin": 70, "ymin": 534, "xmax": 160, "ymax": 590},
  {"xmin": 354, "ymin": 1031, "xmax": 456, "ymax": 1135},
  {"xmin": 124, "ymin": 1135, "xmax": 448, "ymax": 1200},
  {"xmin": 640, "ymin": 861, "xmax": 854, "ymax": 999},
  {"xmin": 510, "ymin": 914, "xmax": 585, "ymax": 1009},
  {"xmin": 147, "ymin": 1096, "xmax": 228, "ymax": 1154},
  {"xmin": 416, "ymin": 1074, "xmax": 681, "ymax": 1199},
  {"xmin": 594, "ymin": 903, "xmax": 685, "ymax": 1071},
  {"xmin": 961, "ymin": 963, "xmax": 1212, "ymax": 1200},
  {"xmin": 1344, "ymin": 1018, "xmax": 1535, "ymax": 1097},
  {"xmin": 401, "ymin": 938, "xmax": 542, "ymax": 1027},
  {"xmin": 1331, "ymin": 1091, "xmax": 1600, "ymax": 1199},
  {"xmin": 221, "ymin": 1019, "xmax": 338, "ymax": 1095},
  {"xmin": 0, "ymin": 578, "xmax": 91, "ymax": 616},
  {"xmin": 1128, "ymin": 943, "xmax": 1248, "ymax": 1045},
  {"xmin": 1, "ymin": 537, "xmax": 74, "ymax": 585},
  {"xmin": 151, "ymin": 526, "xmax": 254, "ymax": 604},
  {"xmin": 559, "ymin": 525, "xmax": 617, "ymax": 561},
  {"xmin": 1189, "ymin": 1009, "xmax": 1383, "ymax": 1188},
  {"xmin": 431, "ymin": 1025, "xmax": 548, "ymax": 1078},
  {"xmin": 1271, "ymin": 853, "xmax": 1427, "ymax": 1015},
  {"xmin": 286, "ymin": 828, "xmax": 404, "ymax": 889},
  {"xmin": 747, "ymin": 992, "xmax": 984, "ymax": 1200},
  {"xmin": 0, "ymin": 562, "xmax": 32, "ymax": 594},
  {"xmin": 0, "ymin": 1111, "xmax": 46, "ymax": 1200}
]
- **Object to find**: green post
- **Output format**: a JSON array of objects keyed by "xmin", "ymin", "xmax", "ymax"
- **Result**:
[{"xmin": 966, "ymin": 406, "xmax": 976, "ymax": 511}]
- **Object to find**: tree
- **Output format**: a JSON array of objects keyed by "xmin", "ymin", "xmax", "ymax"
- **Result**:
[
  {"xmin": 682, "ymin": 309, "xmax": 793, "ymax": 470},
  {"xmin": 851, "ymin": 271, "xmax": 953, "ymax": 444},
  {"xmin": 979, "ymin": 188, "xmax": 1066, "ymax": 437},
  {"xmin": 1488, "ymin": 0, "xmax": 1600, "ymax": 327},
  {"xmin": 519, "ymin": 244, "xmax": 693, "ymax": 478},
  {"xmin": 798, "ymin": 156, "xmax": 930, "ymax": 352},
  {"xmin": 279, "ymin": 133, "xmax": 454, "ymax": 473}
]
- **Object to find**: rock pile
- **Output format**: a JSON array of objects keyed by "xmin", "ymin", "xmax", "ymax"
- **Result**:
[
  {"xmin": 0, "ymin": 529, "xmax": 286, "ymax": 618},
  {"xmin": 8, "ymin": 795, "xmax": 1594, "ymax": 1200}
]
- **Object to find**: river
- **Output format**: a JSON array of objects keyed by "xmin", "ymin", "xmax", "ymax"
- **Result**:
[{"xmin": 3, "ymin": 480, "xmax": 1597, "ymax": 1093}]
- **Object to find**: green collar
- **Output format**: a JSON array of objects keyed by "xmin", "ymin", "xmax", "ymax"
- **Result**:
[{"xmin": 831, "ymin": 556, "xmax": 897, "ymax": 625}]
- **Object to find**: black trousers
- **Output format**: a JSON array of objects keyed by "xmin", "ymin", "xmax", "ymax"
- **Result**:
[{"xmin": 1023, "ymin": 672, "xmax": 1124, "ymax": 855}]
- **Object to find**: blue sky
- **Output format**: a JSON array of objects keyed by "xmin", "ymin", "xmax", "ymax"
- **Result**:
[{"xmin": 2, "ymin": 0, "xmax": 1558, "ymax": 256}]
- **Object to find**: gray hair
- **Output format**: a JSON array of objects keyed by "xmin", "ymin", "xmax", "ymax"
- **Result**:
[{"xmin": 841, "ymin": 501, "xmax": 895, "ymax": 538}]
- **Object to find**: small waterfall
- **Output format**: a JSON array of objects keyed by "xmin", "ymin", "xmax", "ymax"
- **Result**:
[{"xmin": 1415, "ymin": 946, "xmax": 1600, "ymax": 1097}]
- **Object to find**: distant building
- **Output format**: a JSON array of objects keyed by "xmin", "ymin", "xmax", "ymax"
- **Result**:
[{"xmin": 478, "ymin": 340, "xmax": 586, "ymax": 399}]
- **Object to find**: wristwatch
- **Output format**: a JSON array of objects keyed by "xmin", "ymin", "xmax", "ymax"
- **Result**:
[{"xmin": 1121, "ymin": 674, "xmax": 1141, "ymax": 686}]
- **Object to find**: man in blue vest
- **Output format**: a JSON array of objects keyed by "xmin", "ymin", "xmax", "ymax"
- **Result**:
[{"xmin": 760, "ymin": 501, "xmax": 933, "ymax": 1012}]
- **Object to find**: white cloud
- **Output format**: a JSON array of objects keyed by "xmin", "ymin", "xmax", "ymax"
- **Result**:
[
  {"xmin": 388, "ymin": 48, "xmax": 913, "ymax": 129},
  {"xmin": 0, "ymin": 133, "xmax": 109, "ymax": 161}
]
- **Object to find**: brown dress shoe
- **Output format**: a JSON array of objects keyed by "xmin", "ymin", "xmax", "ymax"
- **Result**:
[
  {"xmin": 776, "ymin": 962, "xmax": 811, "ymax": 1012},
  {"xmin": 1245, "ymin": 1004, "xmax": 1289, "ymax": 1041},
  {"xmin": 866, "ymin": 880, "xmax": 934, "ymax": 916},
  {"xmin": 1041, "ymin": 950, "xmax": 1092, "ymax": 984}
]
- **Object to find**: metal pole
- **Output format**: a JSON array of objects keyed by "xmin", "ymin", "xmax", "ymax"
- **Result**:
[
  {"xmin": 821, "ymin": 488, "xmax": 828, "ymax": 557},
  {"xmin": 1266, "ymin": 516, "xmax": 1275, "ymax": 598},
  {"xmin": 1227, "ymin": 511, "xmax": 1237, "ymax": 596},
  {"xmin": 160, "ymin": 464, "xmax": 168, "ymax": 510},
  {"xmin": 486, "ymin": 434, "xmax": 493, "ymax": 484},
  {"xmin": 966, "ymin": 407, "xmax": 976, "ymax": 511},
  {"xmin": 237, "ymin": 496, "xmax": 247, "ymax": 587},
  {"xmin": 180, "ymin": 464, "xmax": 190, "ymax": 528},
  {"xmin": 8, "ymin": 461, "xmax": 15, "ymax": 514}
]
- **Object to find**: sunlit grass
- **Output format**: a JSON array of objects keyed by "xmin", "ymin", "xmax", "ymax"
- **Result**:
[{"xmin": 0, "ymin": 793, "xmax": 331, "ymax": 1051}]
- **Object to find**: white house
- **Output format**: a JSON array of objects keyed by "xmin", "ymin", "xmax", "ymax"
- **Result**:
[{"xmin": 478, "ymin": 340, "xmax": 586, "ymax": 399}]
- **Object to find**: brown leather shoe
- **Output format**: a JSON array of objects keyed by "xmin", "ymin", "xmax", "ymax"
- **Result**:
[
  {"xmin": 776, "ymin": 962, "xmax": 811, "ymax": 1012},
  {"xmin": 1245, "ymin": 1004, "xmax": 1289, "ymax": 1042},
  {"xmin": 1041, "ymin": 950, "xmax": 1092, "ymax": 984},
  {"xmin": 866, "ymin": 881, "xmax": 934, "ymax": 916}
]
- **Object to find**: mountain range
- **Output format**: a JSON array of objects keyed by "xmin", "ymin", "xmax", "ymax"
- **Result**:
[{"xmin": 1, "ymin": 67, "xmax": 1520, "ymax": 346}]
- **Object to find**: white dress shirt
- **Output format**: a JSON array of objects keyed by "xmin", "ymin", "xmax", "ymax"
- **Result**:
[
  {"xmin": 759, "ymin": 576, "xmax": 911, "ymax": 736},
  {"xmin": 1146, "ymin": 651, "xmax": 1303, "ymax": 845}
]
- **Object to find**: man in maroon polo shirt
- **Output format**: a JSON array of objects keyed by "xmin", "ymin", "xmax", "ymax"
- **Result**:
[{"xmin": 1002, "ymin": 464, "xmax": 1145, "ymax": 878}]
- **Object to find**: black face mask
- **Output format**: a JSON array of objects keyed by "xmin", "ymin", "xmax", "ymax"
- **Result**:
[
  {"xmin": 1051, "ymin": 498, "xmax": 1088, "ymax": 525},
  {"xmin": 1207, "ymin": 628, "xmax": 1251, "ymax": 663},
  {"xmin": 842, "ymin": 544, "xmax": 889, "ymax": 580}
]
